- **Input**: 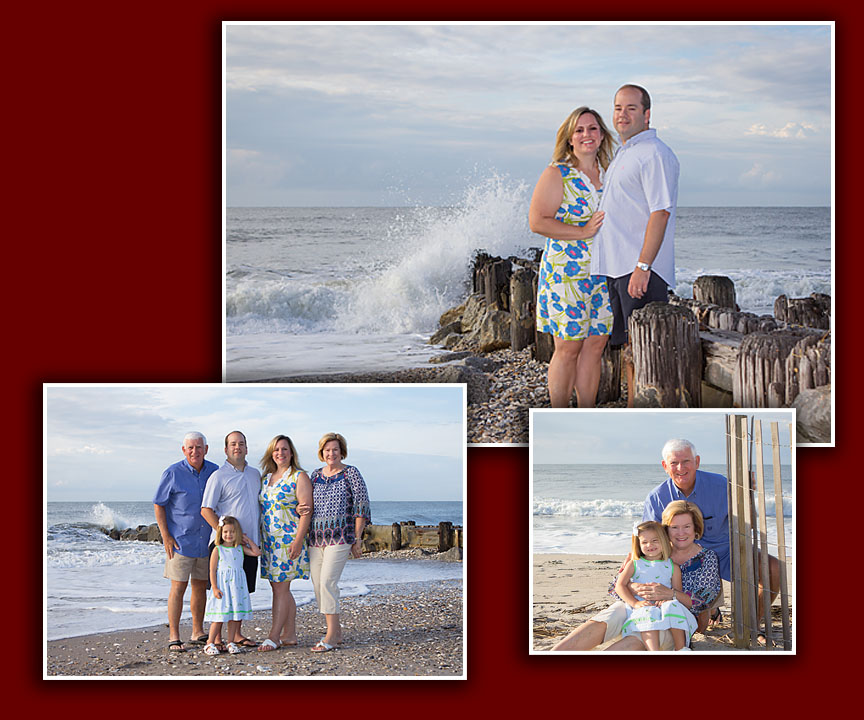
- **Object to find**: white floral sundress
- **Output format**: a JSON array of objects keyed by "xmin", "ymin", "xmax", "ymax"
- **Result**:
[
  {"xmin": 536, "ymin": 162, "xmax": 613, "ymax": 341},
  {"xmin": 259, "ymin": 468, "xmax": 310, "ymax": 583}
]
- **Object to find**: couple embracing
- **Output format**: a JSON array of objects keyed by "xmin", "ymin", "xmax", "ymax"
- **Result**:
[{"xmin": 529, "ymin": 84, "xmax": 679, "ymax": 408}]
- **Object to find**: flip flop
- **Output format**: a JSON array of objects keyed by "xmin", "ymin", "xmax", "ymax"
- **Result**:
[
  {"xmin": 257, "ymin": 638, "xmax": 280, "ymax": 652},
  {"xmin": 190, "ymin": 634, "xmax": 209, "ymax": 645},
  {"xmin": 168, "ymin": 640, "xmax": 186, "ymax": 653},
  {"xmin": 311, "ymin": 640, "xmax": 335, "ymax": 653},
  {"xmin": 234, "ymin": 637, "xmax": 258, "ymax": 648}
]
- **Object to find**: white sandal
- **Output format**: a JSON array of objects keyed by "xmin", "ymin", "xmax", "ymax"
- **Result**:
[
  {"xmin": 227, "ymin": 642, "xmax": 241, "ymax": 654},
  {"xmin": 257, "ymin": 638, "xmax": 280, "ymax": 652},
  {"xmin": 204, "ymin": 643, "xmax": 220, "ymax": 655}
]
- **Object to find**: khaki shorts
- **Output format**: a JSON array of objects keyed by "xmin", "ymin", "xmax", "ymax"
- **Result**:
[{"xmin": 164, "ymin": 552, "xmax": 209, "ymax": 582}]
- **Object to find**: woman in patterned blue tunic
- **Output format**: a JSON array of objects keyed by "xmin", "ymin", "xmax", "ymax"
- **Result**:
[
  {"xmin": 307, "ymin": 432, "xmax": 371, "ymax": 652},
  {"xmin": 529, "ymin": 107, "xmax": 616, "ymax": 407}
]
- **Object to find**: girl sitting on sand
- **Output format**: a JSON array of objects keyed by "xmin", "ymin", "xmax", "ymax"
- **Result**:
[
  {"xmin": 204, "ymin": 516, "xmax": 261, "ymax": 655},
  {"xmin": 614, "ymin": 521, "xmax": 697, "ymax": 651}
]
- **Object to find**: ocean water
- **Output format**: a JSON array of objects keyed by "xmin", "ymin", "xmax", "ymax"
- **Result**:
[
  {"xmin": 532, "ymin": 463, "xmax": 794, "ymax": 558},
  {"xmin": 225, "ymin": 179, "xmax": 830, "ymax": 380},
  {"xmin": 45, "ymin": 501, "xmax": 462, "ymax": 641}
]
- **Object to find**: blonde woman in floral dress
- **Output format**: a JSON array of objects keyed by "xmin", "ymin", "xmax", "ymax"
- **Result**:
[
  {"xmin": 529, "ymin": 107, "xmax": 616, "ymax": 407},
  {"xmin": 257, "ymin": 435, "xmax": 312, "ymax": 652}
]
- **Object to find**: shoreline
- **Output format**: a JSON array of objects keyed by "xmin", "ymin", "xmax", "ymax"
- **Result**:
[
  {"xmin": 46, "ymin": 577, "xmax": 463, "ymax": 678},
  {"xmin": 533, "ymin": 553, "xmax": 790, "ymax": 652}
]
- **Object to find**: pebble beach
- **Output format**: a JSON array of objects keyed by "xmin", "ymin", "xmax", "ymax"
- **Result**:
[
  {"xmin": 45, "ymin": 575, "xmax": 463, "ymax": 678},
  {"xmin": 258, "ymin": 347, "xmax": 610, "ymax": 445}
]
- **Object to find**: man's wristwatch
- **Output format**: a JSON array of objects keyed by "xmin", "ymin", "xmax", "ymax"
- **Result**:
[{"xmin": 635, "ymin": 261, "xmax": 651, "ymax": 272}]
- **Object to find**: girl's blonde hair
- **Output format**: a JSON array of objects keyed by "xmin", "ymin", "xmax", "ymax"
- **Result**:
[
  {"xmin": 318, "ymin": 432, "xmax": 348, "ymax": 461},
  {"xmin": 215, "ymin": 516, "xmax": 243, "ymax": 547},
  {"xmin": 551, "ymin": 106, "xmax": 615, "ymax": 171},
  {"xmin": 661, "ymin": 500, "xmax": 705, "ymax": 539},
  {"xmin": 260, "ymin": 434, "xmax": 303, "ymax": 478},
  {"xmin": 631, "ymin": 520, "xmax": 672, "ymax": 561}
]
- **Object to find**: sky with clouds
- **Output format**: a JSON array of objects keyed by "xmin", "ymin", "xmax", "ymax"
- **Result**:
[
  {"xmin": 45, "ymin": 384, "xmax": 465, "ymax": 502},
  {"xmin": 530, "ymin": 409, "xmax": 795, "ymax": 466},
  {"xmin": 225, "ymin": 21, "xmax": 832, "ymax": 208}
]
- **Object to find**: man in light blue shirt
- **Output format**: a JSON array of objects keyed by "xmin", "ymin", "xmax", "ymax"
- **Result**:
[
  {"xmin": 590, "ymin": 84, "xmax": 679, "ymax": 406},
  {"xmin": 153, "ymin": 431, "xmax": 218, "ymax": 652},
  {"xmin": 642, "ymin": 439, "xmax": 730, "ymax": 581}
]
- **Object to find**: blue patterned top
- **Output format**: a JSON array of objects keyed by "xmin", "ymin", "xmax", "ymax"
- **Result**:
[{"xmin": 308, "ymin": 464, "xmax": 371, "ymax": 547}]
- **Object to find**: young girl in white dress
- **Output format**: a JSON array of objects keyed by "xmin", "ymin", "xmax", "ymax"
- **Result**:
[
  {"xmin": 204, "ymin": 516, "xmax": 261, "ymax": 655},
  {"xmin": 615, "ymin": 520, "xmax": 697, "ymax": 651}
]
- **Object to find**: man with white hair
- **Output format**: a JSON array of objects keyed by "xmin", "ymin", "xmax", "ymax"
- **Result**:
[
  {"xmin": 643, "ymin": 439, "xmax": 730, "ymax": 580},
  {"xmin": 153, "ymin": 432, "xmax": 219, "ymax": 652}
]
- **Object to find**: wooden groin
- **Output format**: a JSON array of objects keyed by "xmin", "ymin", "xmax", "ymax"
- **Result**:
[
  {"xmin": 362, "ymin": 521, "xmax": 463, "ymax": 554},
  {"xmin": 103, "ymin": 521, "xmax": 463, "ymax": 556},
  {"xmin": 431, "ymin": 251, "xmax": 831, "ymax": 441}
]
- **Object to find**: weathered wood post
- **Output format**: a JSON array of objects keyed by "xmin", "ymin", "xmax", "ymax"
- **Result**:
[
  {"xmin": 596, "ymin": 343, "xmax": 621, "ymax": 404},
  {"xmin": 438, "ymin": 521, "xmax": 453, "ymax": 552},
  {"xmin": 693, "ymin": 275, "xmax": 737, "ymax": 309},
  {"xmin": 480, "ymin": 258, "xmax": 511, "ymax": 311},
  {"xmin": 390, "ymin": 522, "xmax": 402, "ymax": 551},
  {"xmin": 784, "ymin": 332, "xmax": 830, "ymax": 405},
  {"xmin": 629, "ymin": 302, "xmax": 702, "ymax": 407},
  {"xmin": 774, "ymin": 292, "xmax": 830, "ymax": 329},
  {"xmin": 510, "ymin": 266, "xmax": 536, "ymax": 351},
  {"xmin": 734, "ymin": 330, "xmax": 811, "ymax": 408}
]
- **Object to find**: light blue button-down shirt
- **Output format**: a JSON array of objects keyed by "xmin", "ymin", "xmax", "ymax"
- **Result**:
[
  {"xmin": 590, "ymin": 128, "xmax": 679, "ymax": 286},
  {"xmin": 152, "ymin": 458, "xmax": 218, "ymax": 558}
]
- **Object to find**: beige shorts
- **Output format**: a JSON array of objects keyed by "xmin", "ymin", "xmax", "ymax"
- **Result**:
[{"xmin": 164, "ymin": 552, "xmax": 209, "ymax": 582}]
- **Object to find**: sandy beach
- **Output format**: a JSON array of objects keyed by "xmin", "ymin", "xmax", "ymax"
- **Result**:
[
  {"xmin": 46, "ymin": 574, "xmax": 463, "ymax": 678},
  {"xmin": 532, "ymin": 554, "xmax": 791, "ymax": 652}
]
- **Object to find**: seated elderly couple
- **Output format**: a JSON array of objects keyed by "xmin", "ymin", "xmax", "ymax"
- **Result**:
[
  {"xmin": 552, "ymin": 438, "xmax": 779, "ymax": 651},
  {"xmin": 154, "ymin": 430, "xmax": 370, "ymax": 655}
]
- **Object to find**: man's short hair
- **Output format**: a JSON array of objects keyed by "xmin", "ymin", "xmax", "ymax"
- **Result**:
[
  {"xmin": 661, "ymin": 438, "xmax": 696, "ymax": 461},
  {"xmin": 224, "ymin": 430, "xmax": 247, "ymax": 447},
  {"xmin": 618, "ymin": 83, "xmax": 651, "ymax": 112},
  {"xmin": 183, "ymin": 431, "xmax": 207, "ymax": 446}
]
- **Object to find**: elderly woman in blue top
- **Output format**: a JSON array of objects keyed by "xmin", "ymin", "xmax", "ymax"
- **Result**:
[
  {"xmin": 152, "ymin": 431, "xmax": 218, "ymax": 652},
  {"xmin": 307, "ymin": 432, "xmax": 371, "ymax": 652}
]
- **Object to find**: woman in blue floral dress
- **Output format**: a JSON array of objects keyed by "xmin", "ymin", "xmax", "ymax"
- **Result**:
[
  {"xmin": 529, "ymin": 107, "xmax": 616, "ymax": 407},
  {"xmin": 257, "ymin": 435, "xmax": 312, "ymax": 651}
]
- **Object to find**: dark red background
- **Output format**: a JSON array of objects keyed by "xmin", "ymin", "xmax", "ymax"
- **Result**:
[{"xmin": 13, "ymin": 4, "xmax": 852, "ymax": 711}]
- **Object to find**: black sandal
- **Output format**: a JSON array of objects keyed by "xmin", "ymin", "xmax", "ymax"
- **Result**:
[{"xmin": 168, "ymin": 640, "xmax": 186, "ymax": 652}]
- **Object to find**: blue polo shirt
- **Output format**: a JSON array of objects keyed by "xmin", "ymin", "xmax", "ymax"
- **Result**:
[
  {"xmin": 642, "ymin": 469, "xmax": 730, "ymax": 581},
  {"xmin": 153, "ymin": 458, "xmax": 218, "ymax": 558}
]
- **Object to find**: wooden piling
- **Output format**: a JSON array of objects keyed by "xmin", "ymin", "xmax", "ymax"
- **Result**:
[{"xmin": 629, "ymin": 302, "xmax": 702, "ymax": 407}]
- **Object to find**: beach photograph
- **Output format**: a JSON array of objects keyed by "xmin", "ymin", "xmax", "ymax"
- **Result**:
[
  {"xmin": 530, "ymin": 409, "xmax": 794, "ymax": 653},
  {"xmin": 224, "ymin": 22, "xmax": 832, "ymax": 445},
  {"xmin": 44, "ymin": 383, "xmax": 465, "ymax": 679}
]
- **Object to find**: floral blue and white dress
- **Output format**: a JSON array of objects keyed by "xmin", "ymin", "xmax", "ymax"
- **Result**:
[
  {"xmin": 621, "ymin": 557, "xmax": 698, "ymax": 644},
  {"xmin": 259, "ymin": 468, "xmax": 310, "ymax": 583},
  {"xmin": 204, "ymin": 544, "xmax": 253, "ymax": 622},
  {"xmin": 536, "ymin": 162, "xmax": 613, "ymax": 341}
]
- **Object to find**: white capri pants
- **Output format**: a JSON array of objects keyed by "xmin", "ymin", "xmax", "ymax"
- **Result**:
[{"xmin": 308, "ymin": 543, "xmax": 353, "ymax": 615}]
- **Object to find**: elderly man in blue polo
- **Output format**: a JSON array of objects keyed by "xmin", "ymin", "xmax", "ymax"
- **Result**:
[{"xmin": 153, "ymin": 431, "xmax": 219, "ymax": 653}]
